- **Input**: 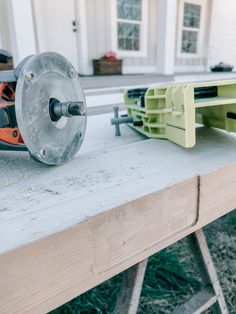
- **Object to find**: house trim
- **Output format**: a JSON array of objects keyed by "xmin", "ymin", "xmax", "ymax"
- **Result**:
[
  {"xmin": 85, "ymin": 65, "xmax": 157, "ymax": 75},
  {"xmin": 156, "ymin": 0, "xmax": 177, "ymax": 75},
  {"xmin": 76, "ymin": 0, "xmax": 90, "ymax": 75},
  {"xmin": 175, "ymin": 65, "xmax": 205, "ymax": 73},
  {"xmin": 31, "ymin": 0, "xmax": 46, "ymax": 52},
  {"xmin": 205, "ymin": 0, "xmax": 217, "ymax": 71},
  {"xmin": 123, "ymin": 65, "xmax": 157, "ymax": 74}
]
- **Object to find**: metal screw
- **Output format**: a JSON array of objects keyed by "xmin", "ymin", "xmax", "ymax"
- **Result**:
[
  {"xmin": 69, "ymin": 68, "xmax": 76, "ymax": 78},
  {"xmin": 26, "ymin": 71, "xmax": 35, "ymax": 81},
  {"xmin": 40, "ymin": 148, "xmax": 47, "ymax": 157},
  {"xmin": 12, "ymin": 130, "xmax": 18, "ymax": 138}
]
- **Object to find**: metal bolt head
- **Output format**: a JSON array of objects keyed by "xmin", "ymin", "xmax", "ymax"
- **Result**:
[
  {"xmin": 40, "ymin": 148, "xmax": 47, "ymax": 158},
  {"xmin": 26, "ymin": 71, "xmax": 35, "ymax": 81},
  {"xmin": 12, "ymin": 130, "xmax": 18, "ymax": 138},
  {"xmin": 69, "ymin": 68, "xmax": 76, "ymax": 78}
]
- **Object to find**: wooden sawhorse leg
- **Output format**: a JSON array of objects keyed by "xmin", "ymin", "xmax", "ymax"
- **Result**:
[
  {"xmin": 114, "ymin": 259, "xmax": 148, "ymax": 314},
  {"xmin": 173, "ymin": 228, "xmax": 228, "ymax": 314},
  {"xmin": 114, "ymin": 228, "xmax": 228, "ymax": 314}
]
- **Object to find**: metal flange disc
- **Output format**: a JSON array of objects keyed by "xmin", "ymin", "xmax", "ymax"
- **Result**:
[{"xmin": 15, "ymin": 52, "xmax": 87, "ymax": 165}]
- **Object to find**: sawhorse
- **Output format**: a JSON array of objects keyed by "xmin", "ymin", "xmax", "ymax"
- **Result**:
[{"xmin": 114, "ymin": 228, "xmax": 228, "ymax": 314}]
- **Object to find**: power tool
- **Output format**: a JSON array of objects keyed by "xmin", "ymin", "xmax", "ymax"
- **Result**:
[
  {"xmin": 0, "ymin": 52, "xmax": 86, "ymax": 165},
  {"xmin": 111, "ymin": 81, "xmax": 236, "ymax": 147}
]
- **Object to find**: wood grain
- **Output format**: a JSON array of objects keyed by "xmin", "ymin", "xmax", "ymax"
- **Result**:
[
  {"xmin": 1, "ymin": 116, "xmax": 236, "ymax": 313},
  {"xmin": 0, "ymin": 164, "xmax": 235, "ymax": 314}
]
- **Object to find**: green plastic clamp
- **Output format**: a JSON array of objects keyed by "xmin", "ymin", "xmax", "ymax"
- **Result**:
[{"xmin": 124, "ymin": 80, "xmax": 236, "ymax": 147}]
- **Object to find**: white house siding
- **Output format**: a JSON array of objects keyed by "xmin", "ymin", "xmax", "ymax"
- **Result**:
[
  {"xmin": 85, "ymin": 0, "xmax": 111, "ymax": 74},
  {"xmin": 85, "ymin": 0, "xmax": 158, "ymax": 74},
  {"xmin": 123, "ymin": 0, "xmax": 158, "ymax": 73},
  {"xmin": 0, "ymin": 0, "xmax": 12, "ymax": 54},
  {"xmin": 208, "ymin": 0, "xmax": 236, "ymax": 70},
  {"xmin": 0, "ymin": 0, "xmax": 5, "ymax": 49},
  {"xmin": 175, "ymin": 0, "xmax": 213, "ymax": 73}
]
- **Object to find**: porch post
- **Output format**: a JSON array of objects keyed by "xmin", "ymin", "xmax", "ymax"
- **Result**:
[
  {"xmin": 4, "ymin": 0, "xmax": 37, "ymax": 66},
  {"xmin": 156, "ymin": 0, "xmax": 177, "ymax": 75},
  {"xmin": 76, "ymin": 0, "xmax": 91, "ymax": 75}
]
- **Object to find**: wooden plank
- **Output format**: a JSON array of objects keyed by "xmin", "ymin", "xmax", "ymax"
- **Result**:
[
  {"xmin": 200, "ymin": 163, "xmax": 236, "ymax": 219},
  {"xmin": 89, "ymin": 178, "xmax": 198, "ymax": 274},
  {"xmin": 1, "ymin": 126, "xmax": 236, "ymax": 255},
  {"xmin": 172, "ymin": 287, "xmax": 217, "ymax": 314},
  {"xmin": 0, "ymin": 167, "xmax": 235, "ymax": 313},
  {"xmin": 0, "ymin": 118, "xmax": 236, "ymax": 313},
  {"xmin": 0, "ymin": 178, "xmax": 198, "ymax": 314},
  {"xmin": 114, "ymin": 259, "xmax": 148, "ymax": 314}
]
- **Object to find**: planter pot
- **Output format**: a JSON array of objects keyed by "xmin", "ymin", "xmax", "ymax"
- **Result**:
[
  {"xmin": 93, "ymin": 59, "xmax": 123, "ymax": 75},
  {"xmin": 210, "ymin": 66, "xmax": 233, "ymax": 72},
  {"xmin": 0, "ymin": 59, "xmax": 13, "ymax": 71}
]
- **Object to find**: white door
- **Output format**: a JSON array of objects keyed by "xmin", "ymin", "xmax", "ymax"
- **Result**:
[{"xmin": 33, "ymin": 0, "xmax": 78, "ymax": 69}]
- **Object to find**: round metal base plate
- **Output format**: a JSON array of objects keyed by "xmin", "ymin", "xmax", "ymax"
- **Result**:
[{"xmin": 15, "ymin": 52, "xmax": 86, "ymax": 165}]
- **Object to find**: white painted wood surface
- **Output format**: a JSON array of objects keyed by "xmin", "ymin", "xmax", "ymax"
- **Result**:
[
  {"xmin": 0, "ymin": 113, "xmax": 146, "ymax": 254},
  {"xmin": 0, "ymin": 112, "xmax": 236, "ymax": 313},
  {"xmin": 1, "ymin": 114, "xmax": 236, "ymax": 254}
]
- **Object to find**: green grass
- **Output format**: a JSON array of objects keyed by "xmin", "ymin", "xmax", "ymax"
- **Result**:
[{"xmin": 50, "ymin": 210, "xmax": 236, "ymax": 314}]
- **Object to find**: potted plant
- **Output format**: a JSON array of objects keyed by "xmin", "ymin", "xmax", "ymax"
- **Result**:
[
  {"xmin": 210, "ymin": 62, "xmax": 233, "ymax": 72},
  {"xmin": 93, "ymin": 51, "xmax": 123, "ymax": 75}
]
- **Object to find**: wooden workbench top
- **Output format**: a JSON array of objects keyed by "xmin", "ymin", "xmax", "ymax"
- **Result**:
[{"xmin": 0, "ymin": 113, "xmax": 236, "ymax": 314}]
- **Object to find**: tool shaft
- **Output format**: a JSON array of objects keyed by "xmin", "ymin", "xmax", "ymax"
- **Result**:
[{"xmin": 49, "ymin": 99, "xmax": 85, "ymax": 122}]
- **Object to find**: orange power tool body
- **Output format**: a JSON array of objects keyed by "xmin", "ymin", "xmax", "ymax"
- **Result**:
[{"xmin": 0, "ymin": 82, "xmax": 24, "ymax": 146}]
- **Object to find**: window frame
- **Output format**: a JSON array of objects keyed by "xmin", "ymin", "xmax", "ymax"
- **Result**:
[
  {"xmin": 177, "ymin": 0, "xmax": 206, "ymax": 59},
  {"xmin": 111, "ymin": 0, "xmax": 148, "ymax": 58}
]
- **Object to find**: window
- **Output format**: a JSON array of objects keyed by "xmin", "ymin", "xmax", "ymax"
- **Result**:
[
  {"xmin": 181, "ymin": 2, "xmax": 201, "ymax": 54},
  {"xmin": 117, "ymin": 0, "xmax": 141, "ymax": 51},
  {"xmin": 112, "ymin": 0, "xmax": 147, "ymax": 57},
  {"xmin": 118, "ymin": 22, "xmax": 140, "ymax": 51}
]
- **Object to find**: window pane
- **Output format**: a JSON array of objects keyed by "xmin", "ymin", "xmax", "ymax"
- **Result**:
[
  {"xmin": 183, "ymin": 2, "xmax": 201, "ymax": 28},
  {"xmin": 181, "ymin": 30, "xmax": 198, "ymax": 53},
  {"xmin": 117, "ymin": 0, "xmax": 142, "ymax": 21},
  {"xmin": 118, "ymin": 22, "xmax": 140, "ymax": 51}
]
